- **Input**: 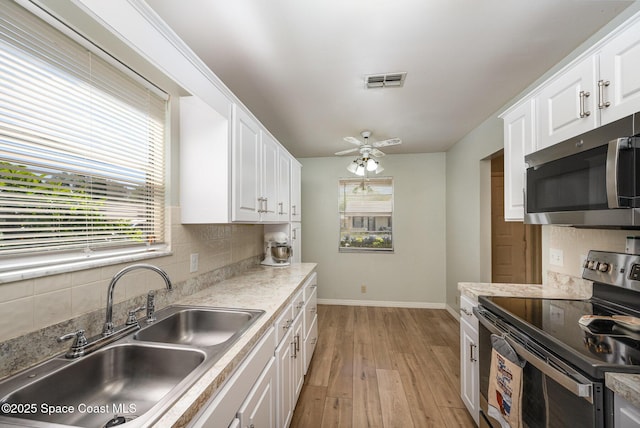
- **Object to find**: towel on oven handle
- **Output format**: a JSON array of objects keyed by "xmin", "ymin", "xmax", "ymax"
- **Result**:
[{"xmin": 488, "ymin": 334, "xmax": 526, "ymax": 428}]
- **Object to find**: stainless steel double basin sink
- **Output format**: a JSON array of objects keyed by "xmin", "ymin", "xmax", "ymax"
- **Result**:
[{"xmin": 0, "ymin": 306, "xmax": 264, "ymax": 427}]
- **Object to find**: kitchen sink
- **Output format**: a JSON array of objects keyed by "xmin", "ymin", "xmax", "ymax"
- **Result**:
[
  {"xmin": 134, "ymin": 306, "xmax": 264, "ymax": 348},
  {"xmin": 0, "ymin": 305, "xmax": 264, "ymax": 427},
  {"xmin": 0, "ymin": 344, "xmax": 205, "ymax": 427}
]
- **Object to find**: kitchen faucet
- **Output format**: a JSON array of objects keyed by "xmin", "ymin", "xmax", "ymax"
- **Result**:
[{"xmin": 102, "ymin": 264, "xmax": 173, "ymax": 336}]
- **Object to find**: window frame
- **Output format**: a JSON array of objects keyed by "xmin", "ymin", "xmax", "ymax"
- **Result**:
[
  {"xmin": 338, "ymin": 176, "xmax": 394, "ymax": 253},
  {"xmin": 0, "ymin": 1, "xmax": 170, "ymax": 282}
]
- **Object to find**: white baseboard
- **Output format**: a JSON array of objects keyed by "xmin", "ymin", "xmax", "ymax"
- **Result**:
[
  {"xmin": 316, "ymin": 298, "xmax": 446, "ymax": 309},
  {"xmin": 445, "ymin": 304, "xmax": 460, "ymax": 321}
]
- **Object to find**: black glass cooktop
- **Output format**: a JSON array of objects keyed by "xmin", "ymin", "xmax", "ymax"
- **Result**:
[{"xmin": 479, "ymin": 295, "xmax": 640, "ymax": 377}]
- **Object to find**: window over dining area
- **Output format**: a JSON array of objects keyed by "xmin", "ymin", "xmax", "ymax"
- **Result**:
[{"xmin": 339, "ymin": 177, "xmax": 393, "ymax": 252}]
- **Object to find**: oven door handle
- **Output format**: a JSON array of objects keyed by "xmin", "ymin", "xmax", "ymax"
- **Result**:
[
  {"xmin": 502, "ymin": 335, "xmax": 593, "ymax": 403},
  {"xmin": 476, "ymin": 310, "xmax": 594, "ymax": 403}
]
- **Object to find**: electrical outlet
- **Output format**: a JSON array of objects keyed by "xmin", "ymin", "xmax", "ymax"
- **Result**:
[
  {"xmin": 549, "ymin": 248, "xmax": 564, "ymax": 267},
  {"xmin": 361, "ymin": 285, "xmax": 367, "ymax": 294},
  {"xmin": 190, "ymin": 253, "xmax": 199, "ymax": 273}
]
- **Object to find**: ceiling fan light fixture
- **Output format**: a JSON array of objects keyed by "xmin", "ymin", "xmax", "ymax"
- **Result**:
[
  {"xmin": 366, "ymin": 158, "xmax": 378, "ymax": 171},
  {"xmin": 355, "ymin": 161, "xmax": 366, "ymax": 176},
  {"xmin": 347, "ymin": 159, "xmax": 358, "ymax": 173}
]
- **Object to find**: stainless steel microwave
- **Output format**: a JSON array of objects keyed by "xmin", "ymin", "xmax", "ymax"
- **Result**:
[{"xmin": 525, "ymin": 112, "xmax": 640, "ymax": 227}]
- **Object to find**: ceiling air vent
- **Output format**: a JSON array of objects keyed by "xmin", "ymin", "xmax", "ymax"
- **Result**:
[{"xmin": 365, "ymin": 72, "xmax": 407, "ymax": 89}]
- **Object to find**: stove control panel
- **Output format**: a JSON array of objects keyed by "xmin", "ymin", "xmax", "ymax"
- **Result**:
[{"xmin": 583, "ymin": 250, "xmax": 640, "ymax": 292}]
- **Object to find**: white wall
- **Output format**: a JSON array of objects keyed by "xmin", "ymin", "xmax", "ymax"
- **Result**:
[
  {"xmin": 300, "ymin": 154, "xmax": 446, "ymax": 306},
  {"xmin": 445, "ymin": 117, "xmax": 503, "ymax": 310}
]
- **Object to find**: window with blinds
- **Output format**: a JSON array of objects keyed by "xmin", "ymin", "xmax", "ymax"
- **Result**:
[
  {"xmin": 0, "ymin": 1, "xmax": 167, "ymax": 272},
  {"xmin": 339, "ymin": 177, "xmax": 393, "ymax": 252}
]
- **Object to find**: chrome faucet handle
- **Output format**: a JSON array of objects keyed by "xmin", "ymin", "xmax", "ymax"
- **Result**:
[
  {"xmin": 57, "ymin": 329, "xmax": 88, "ymax": 358},
  {"xmin": 125, "ymin": 305, "xmax": 146, "ymax": 327},
  {"xmin": 146, "ymin": 290, "xmax": 156, "ymax": 323}
]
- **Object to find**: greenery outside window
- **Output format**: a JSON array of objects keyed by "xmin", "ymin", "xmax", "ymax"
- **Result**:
[
  {"xmin": 0, "ymin": 2, "xmax": 167, "ymax": 276},
  {"xmin": 339, "ymin": 177, "xmax": 393, "ymax": 252}
]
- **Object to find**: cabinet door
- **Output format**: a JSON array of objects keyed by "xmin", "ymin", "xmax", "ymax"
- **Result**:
[
  {"xmin": 460, "ymin": 317, "xmax": 479, "ymax": 426},
  {"xmin": 290, "ymin": 161, "xmax": 302, "ymax": 222},
  {"xmin": 537, "ymin": 55, "xmax": 598, "ymax": 149},
  {"xmin": 277, "ymin": 151, "xmax": 291, "ymax": 221},
  {"xmin": 276, "ymin": 327, "xmax": 293, "ymax": 428},
  {"xmin": 291, "ymin": 223, "xmax": 301, "ymax": 263},
  {"xmin": 502, "ymin": 98, "xmax": 535, "ymax": 222},
  {"xmin": 303, "ymin": 315, "xmax": 317, "ymax": 375},
  {"xmin": 233, "ymin": 106, "xmax": 261, "ymax": 222},
  {"xmin": 238, "ymin": 358, "xmax": 276, "ymax": 428},
  {"xmin": 261, "ymin": 132, "xmax": 279, "ymax": 222},
  {"xmin": 599, "ymin": 19, "xmax": 640, "ymax": 125},
  {"xmin": 292, "ymin": 313, "xmax": 305, "ymax": 401}
]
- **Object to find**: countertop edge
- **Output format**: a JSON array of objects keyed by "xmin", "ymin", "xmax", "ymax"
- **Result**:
[{"xmin": 155, "ymin": 263, "xmax": 318, "ymax": 427}]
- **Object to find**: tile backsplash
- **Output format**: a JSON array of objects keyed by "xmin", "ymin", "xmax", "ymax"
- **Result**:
[
  {"xmin": 545, "ymin": 226, "xmax": 633, "ymax": 278},
  {"xmin": 0, "ymin": 207, "xmax": 264, "ymax": 343}
]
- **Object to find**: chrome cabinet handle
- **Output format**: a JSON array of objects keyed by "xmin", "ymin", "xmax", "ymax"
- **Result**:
[
  {"xmin": 278, "ymin": 202, "xmax": 284, "ymax": 215},
  {"xmin": 579, "ymin": 90, "xmax": 591, "ymax": 118},
  {"xmin": 292, "ymin": 205, "xmax": 297, "ymax": 216},
  {"xmin": 470, "ymin": 343, "xmax": 477, "ymax": 362},
  {"xmin": 292, "ymin": 229, "xmax": 297, "ymax": 240},
  {"xmin": 461, "ymin": 308, "xmax": 473, "ymax": 316},
  {"xmin": 598, "ymin": 80, "xmax": 610, "ymax": 109}
]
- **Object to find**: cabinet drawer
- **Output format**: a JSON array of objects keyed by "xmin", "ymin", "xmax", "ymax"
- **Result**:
[
  {"xmin": 303, "ymin": 272, "xmax": 318, "ymax": 301},
  {"xmin": 460, "ymin": 294, "xmax": 478, "ymax": 330},
  {"xmin": 304, "ymin": 287, "xmax": 317, "ymax": 339},
  {"xmin": 274, "ymin": 304, "xmax": 294, "ymax": 345},
  {"xmin": 292, "ymin": 289, "xmax": 305, "ymax": 319}
]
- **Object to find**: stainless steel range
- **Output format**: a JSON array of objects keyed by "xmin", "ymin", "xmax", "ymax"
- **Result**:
[{"xmin": 474, "ymin": 250, "xmax": 640, "ymax": 427}]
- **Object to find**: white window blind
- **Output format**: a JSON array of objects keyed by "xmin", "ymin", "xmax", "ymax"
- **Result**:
[
  {"xmin": 0, "ymin": 1, "xmax": 167, "ymax": 266},
  {"xmin": 339, "ymin": 177, "xmax": 393, "ymax": 252}
]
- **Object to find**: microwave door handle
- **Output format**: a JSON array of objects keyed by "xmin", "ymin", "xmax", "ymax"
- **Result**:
[{"xmin": 606, "ymin": 138, "xmax": 624, "ymax": 208}]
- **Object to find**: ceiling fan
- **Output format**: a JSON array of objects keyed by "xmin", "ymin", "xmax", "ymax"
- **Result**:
[{"xmin": 335, "ymin": 131, "xmax": 401, "ymax": 176}]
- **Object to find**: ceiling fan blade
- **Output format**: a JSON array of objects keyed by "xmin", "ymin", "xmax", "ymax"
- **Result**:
[
  {"xmin": 343, "ymin": 136, "xmax": 362, "ymax": 146},
  {"xmin": 373, "ymin": 137, "xmax": 401, "ymax": 148},
  {"xmin": 371, "ymin": 148, "xmax": 386, "ymax": 157},
  {"xmin": 334, "ymin": 148, "xmax": 359, "ymax": 156}
]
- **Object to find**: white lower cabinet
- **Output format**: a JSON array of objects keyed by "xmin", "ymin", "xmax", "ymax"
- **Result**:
[
  {"xmin": 614, "ymin": 393, "xmax": 640, "ymax": 428},
  {"xmin": 275, "ymin": 316, "xmax": 294, "ymax": 428},
  {"xmin": 189, "ymin": 327, "xmax": 276, "ymax": 428},
  {"xmin": 238, "ymin": 357, "xmax": 276, "ymax": 428},
  {"xmin": 459, "ymin": 295, "xmax": 479, "ymax": 426},
  {"xmin": 189, "ymin": 272, "xmax": 319, "ymax": 428}
]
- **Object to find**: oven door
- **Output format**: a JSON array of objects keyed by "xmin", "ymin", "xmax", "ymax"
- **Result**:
[{"xmin": 475, "ymin": 308, "xmax": 604, "ymax": 428}]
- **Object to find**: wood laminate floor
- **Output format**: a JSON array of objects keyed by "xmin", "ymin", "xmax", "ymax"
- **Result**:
[{"xmin": 291, "ymin": 305, "xmax": 476, "ymax": 428}]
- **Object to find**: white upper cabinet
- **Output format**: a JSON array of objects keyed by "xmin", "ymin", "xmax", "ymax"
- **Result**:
[
  {"xmin": 260, "ymin": 131, "xmax": 279, "ymax": 222},
  {"xmin": 277, "ymin": 150, "xmax": 290, "ymax": 221},
  {"xmin": 536, "ymin": 15, "xmax": 640, "ymax": 149},
  {"xmin": 290, "ymin": 161, "xmax": 302, "ymax": 222},
  {"xmin": 501, "ymin": 98, "xmax": 535, "ymax": 221},
  {"xmin": 233, "ymin": 106, "xmax": 263, "ymax": 222},
  {"xmin": 536, "ymin": 55, "xmax": 598, "ymax": 149},
  {"xmin": 599, "ymin": 18, "xmax": 640, "ymax": 125},
  {"xmin": 179, "ymin": 95, "xmax": 233, "ymax": 224}
]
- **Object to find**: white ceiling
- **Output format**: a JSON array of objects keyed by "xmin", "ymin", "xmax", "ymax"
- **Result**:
[{"xmin": 146, "ymin": 0, "xmax": 634, "ymax": 158}]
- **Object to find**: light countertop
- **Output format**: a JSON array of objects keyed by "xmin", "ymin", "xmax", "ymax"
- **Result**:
[
  {"xmin": 458, "ymin": 277, "xmax": 639, "ymax": 411},
  {"xmin": 153, "ymin": 263, "xmax": 317, "ymax": 427}
]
